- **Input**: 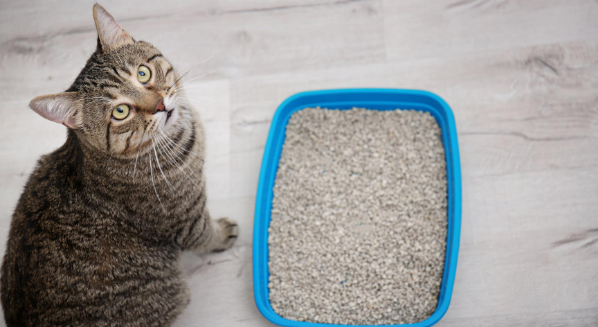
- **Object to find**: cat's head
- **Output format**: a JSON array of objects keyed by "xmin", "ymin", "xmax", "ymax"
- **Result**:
[{"xmin": 29, "ymin": 4, "xmax": 189, "ymax": 157}]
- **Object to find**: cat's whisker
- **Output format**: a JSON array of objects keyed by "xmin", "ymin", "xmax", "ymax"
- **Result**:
[
  {"xmin": 171, "ymin": 94, "xmax": 185, "ymax": 107},
  {"xmin": 182, "ymin": 97, "xmax": 226, "ymax": 110},
  {"xmin": 157, "ymin": 128, "xmax": 192, "ymax": 154},
  {"xmin": 132, "ymin": 126, "xmax": 147, "ymax": 182},
  {"xmin": 155, "ymin": 135, "xmax": 201, "ymax": 192},
  {"xmin": 173, "ymin": 100, "xmax": 200, "ymax": 113},
  {"xmin": 155, "ymin": 131, "xmax": 201, "ymax": 182},
  {"xmin": 154, "ymin": 133, "xmax": 197, "ymax": 185},
  {"xmin": 168, "ymin": 66, "xmax": 195, "ymax": 91},
  {"xmin": 151, "ymin": 136, "xmax": 176, "ymax": 192},
  {"xmin": 185, "ymin": 91, "xmax": 228, "ymax": 104},
  {"xmin": 148, "ymin": 140, "xmax": 167, "ymax": 213},
  {"xmin": 154, "ymin": 135, "xmax": 184, "ymax": 173},
  {"xmin": 178, "ymin": 94, "xmax": 224, "ymax": 106},
  {"xmin": 172, "ymin": 82, "xmax": 224, "ymax": 93},
  {"xmin": 194, "ymin": 45, "xmax": 222, "ymax": 67},
  {"xmin": 172, "ymin": 96, "xmax": 206, "ymax": 111},
  {"xmin": 170, "ymin": 68, "xmax": 221, "ymax": 91},
  {"xmin": 172, "ymin": 98, "xmax": 195, "ymax": 114},
  {"xmin": 155, "ymin": 131, "xmax": 197, "ymax": 174},
  {"xmin": 171, "ymin": 90, "xmax": 192, "ymax": 103},
  {"xmin": 167, "ymin": 46, "xmax": 223, "ymax": 91}
]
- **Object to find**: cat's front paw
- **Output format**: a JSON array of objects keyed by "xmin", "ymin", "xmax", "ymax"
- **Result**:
[{"xmin": 213, "ymin": 218, "xmax": 238, "ymax": 252}]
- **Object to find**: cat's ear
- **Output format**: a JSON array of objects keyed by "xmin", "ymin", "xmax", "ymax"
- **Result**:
[
  {"xmin": 93, "ymin": 4, "xmax": 134, "ymax": 52},
  {"xmin": 29, "ymin": 92, "xmax": 82, "ymax": 129}
]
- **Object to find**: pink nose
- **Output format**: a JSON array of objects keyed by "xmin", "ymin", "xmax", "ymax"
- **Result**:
[{"xmin": 154, "ymin": 98, "xmax": 165, "ymax": 113}]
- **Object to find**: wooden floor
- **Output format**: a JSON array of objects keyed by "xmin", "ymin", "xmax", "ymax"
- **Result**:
[{"xmin": 1, "ymin": 0, "xmax": 597, "ymax": 326}]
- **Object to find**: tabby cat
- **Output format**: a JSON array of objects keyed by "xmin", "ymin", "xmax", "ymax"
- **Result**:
[{"xmin": 0, "ymin": 4, "xmax": 238, "ymax": 326}]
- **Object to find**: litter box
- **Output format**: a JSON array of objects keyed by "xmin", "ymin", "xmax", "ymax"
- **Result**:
[{"xmin": 253, "ymin": 88, "xmax": 462, "ymax": 327}]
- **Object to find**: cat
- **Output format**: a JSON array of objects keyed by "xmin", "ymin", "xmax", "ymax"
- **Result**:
[{"xmin": 0, "ymin": 4, "xmax": 238, "ymax": 327}]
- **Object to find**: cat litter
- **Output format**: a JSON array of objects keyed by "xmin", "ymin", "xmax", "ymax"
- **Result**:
[{"xmin": 267, "ymin": 108, "xmax": 448, "ymax": 325}]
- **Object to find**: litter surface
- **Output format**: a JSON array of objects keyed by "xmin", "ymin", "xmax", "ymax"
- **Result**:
[{"xmin": 268, "ymin": 108, "xmax": 448, "ymax": 325}]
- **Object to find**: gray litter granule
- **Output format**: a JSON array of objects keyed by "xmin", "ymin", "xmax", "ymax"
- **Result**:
[{"xmin": 267, "ymin": 108, "xmax": 448, "ymax": 325}]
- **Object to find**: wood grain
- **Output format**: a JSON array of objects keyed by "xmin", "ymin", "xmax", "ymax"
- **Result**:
[{"xmin": 0, "ymin": 0, "xmax": 597, "ymax": 326}]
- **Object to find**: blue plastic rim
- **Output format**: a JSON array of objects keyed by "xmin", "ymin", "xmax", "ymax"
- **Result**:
[{"xmin": 253, "ymin": 88, "xmax": 462, "ymax": 327}]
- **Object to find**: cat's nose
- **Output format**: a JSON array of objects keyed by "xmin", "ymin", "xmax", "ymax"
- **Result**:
[{"xmin": 154, "ymin": 98, "xmax": 165, "ymax": 113}]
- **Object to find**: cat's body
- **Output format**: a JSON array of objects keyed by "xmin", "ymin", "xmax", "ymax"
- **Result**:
[{"xmin": 1, "ymin": 4, "xmax": 237, "ymax": 326}]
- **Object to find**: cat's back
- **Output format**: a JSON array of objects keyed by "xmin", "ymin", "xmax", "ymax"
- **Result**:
[
  {"xmin": 1, "ymin": 140, "xmax": 188, "ymax": 327},
  {"xmin": 1, "ymin": 139, "xmax": 84, "ymax": 324}
]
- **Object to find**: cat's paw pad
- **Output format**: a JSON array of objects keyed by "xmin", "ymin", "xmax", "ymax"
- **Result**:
[{"xmin": 213, "ymin": 218, "xmax": 238, "ymax": 252}]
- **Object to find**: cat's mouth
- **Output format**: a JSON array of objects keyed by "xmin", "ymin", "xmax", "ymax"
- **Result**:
[{"xmin": 166, "ymin": 109, "xmax": 173, "ymax": 122}]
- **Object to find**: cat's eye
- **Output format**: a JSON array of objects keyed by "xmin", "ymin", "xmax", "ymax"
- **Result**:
[
  {"xmin": 137, "ymin": 65, "xmax": 151, "ymax": 83},
  {"xmin": 112, "ymin": 104, "xmax": 130, "ymax": 120}
]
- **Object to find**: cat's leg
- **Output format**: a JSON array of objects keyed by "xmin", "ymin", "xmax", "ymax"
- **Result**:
[
  {"xmin": 177, "ymin": 206, "xmax": 238, "ymax": 253},
  {"xmin": 194, "ymin": 217, "xmax": 239, "ymax": 253}
]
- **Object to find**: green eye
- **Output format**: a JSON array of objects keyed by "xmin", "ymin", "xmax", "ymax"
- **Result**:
[
  {"xmin": 137, "ymin": 65, "xmax": 151, "ymax": 83},
  {"xmin": 112, "ymin": 104, "xmax": 130, "ymax": 120}
]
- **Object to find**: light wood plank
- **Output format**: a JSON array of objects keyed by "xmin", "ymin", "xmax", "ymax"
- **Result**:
[
  {"xmin": 382, "ymin": 0, "xmax": 598, "ymax": 62},
  {"xmin": 0, "ymin": 0, "xmax": 596, "ymax": 326},
  {"xmin": 229, "ymin": 40, "xmax": 598, "ymax": 195},
  {"xmin": 0, "ymin": 0, "xmax": 386, "ymax": 97}
]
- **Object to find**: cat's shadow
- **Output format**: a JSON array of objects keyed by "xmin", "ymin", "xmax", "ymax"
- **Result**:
[{"xmin": 180, "ymin": 241, "xmax": 247, "ymax": 278}]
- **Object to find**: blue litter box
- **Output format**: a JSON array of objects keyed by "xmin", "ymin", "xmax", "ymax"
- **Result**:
[{"xmin": 253, "ymin": 88, "xmax": 462, "ymax": 327}]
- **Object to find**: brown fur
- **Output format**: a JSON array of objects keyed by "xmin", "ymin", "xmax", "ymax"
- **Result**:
[{"xmin": 0, "ymin": 4, "xmax": 237, "ymax": 326}]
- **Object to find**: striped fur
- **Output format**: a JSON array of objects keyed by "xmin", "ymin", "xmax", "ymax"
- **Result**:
[{"xmin": 0, "ymin": 4, "xmax": 237, "ymax": 327}]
